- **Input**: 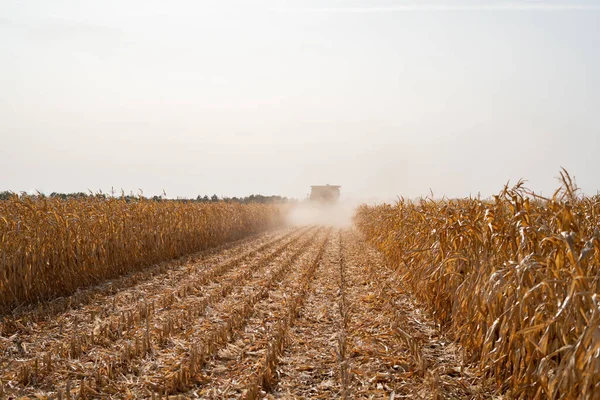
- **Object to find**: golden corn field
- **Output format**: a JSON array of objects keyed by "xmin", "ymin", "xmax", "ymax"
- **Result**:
[
  {"xmin": 0, "ymin": 196, "xmax": 282, "ymax": 310},
  {"xmin": 0, "ymin": 194, "xmax": 493, "ymax": 399},
  {"xmin": 355, "ymin": 173, "xmax": 600, "ymax": 399},
  {"xmin": 1, "ymin": 174, "xmax": 598, "ymax": 399}
]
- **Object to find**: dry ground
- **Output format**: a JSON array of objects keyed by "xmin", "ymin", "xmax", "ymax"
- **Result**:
[{"xmin": 0, "ymin": 227, "xmax": 496, "ymax": 399}]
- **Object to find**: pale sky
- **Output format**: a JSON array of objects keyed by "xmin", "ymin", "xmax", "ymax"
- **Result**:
[{"xmin": 1, "ymin": 0, "xmax": 599, "ymax": 200}]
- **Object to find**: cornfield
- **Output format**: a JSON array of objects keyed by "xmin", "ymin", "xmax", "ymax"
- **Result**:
[
  {"xmin": 1, "ymin": 215, "xmax": 488, "ymax": 398},
  {"xmin": 355, "ymin": 171, "xmax": 600, "ymax": 398},
  {"xmin": 0, "ymin": 196, "xmax": 282, "ymax": 310},
  {"xmin": 4, "ymin": 174, "xmax": 599, "ymax": 398}
]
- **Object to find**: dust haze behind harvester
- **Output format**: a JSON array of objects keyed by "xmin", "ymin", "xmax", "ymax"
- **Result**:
[{"xmin": 286, "ymin": 184, "xmax": 356, "ymax": 228}]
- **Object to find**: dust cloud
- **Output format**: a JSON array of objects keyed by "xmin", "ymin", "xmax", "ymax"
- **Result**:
[{"xmin": 284, "ymin": 200, "xmax": 359, "ymax": 228}]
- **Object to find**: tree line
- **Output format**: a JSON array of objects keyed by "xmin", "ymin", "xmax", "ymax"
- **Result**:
[{"xmin": 0, "ymin": 191, "xmax": 293, "ymax": 204}]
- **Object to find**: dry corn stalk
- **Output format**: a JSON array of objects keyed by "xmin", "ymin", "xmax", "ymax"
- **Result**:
[
  {"xmin": 0, "ymin": 196, "xmax": 282, "ymax": 310},
  {"xmin": 355, "ymin": 171, "xmax": 600, "ymax": 398}
]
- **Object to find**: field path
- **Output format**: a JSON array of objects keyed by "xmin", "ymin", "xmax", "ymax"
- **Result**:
[
  {"xmin": 272, "ymin": 229, "xmax": 344, "ymax": 398},
  {"xmin": 0, "ymin": 227, "xmax": 494, "ymax": 399},
  {"xmin": 272, "ymin": 229, "xmax": 494, "ymax": 399}
]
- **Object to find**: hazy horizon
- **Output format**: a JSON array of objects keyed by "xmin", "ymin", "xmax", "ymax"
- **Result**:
[{"xmin": 1, "ymin": 0, "xmax": 599, "ymax": 201}]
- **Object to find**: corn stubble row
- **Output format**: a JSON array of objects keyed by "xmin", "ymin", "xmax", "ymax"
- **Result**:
[
  {"xmin": 8, "ymin": 230, "xmax": 308, "ymax": 396},
  {"xmin": 0, "ymin": 196, "xmax": 282, "ymax": 310},
  {"xmin": 355, "ymin": 174, "xmax": 600, "ymax": 399},
  {"xmin": 162, "ymin": 230, "xmax": 322, "ymax": 396},
  {"xmin": 1, "ymin": 229, "xmax": 313, "ymax": 399},
  {"xmin": 245, "ymin": 231, "xmax": 330, "ymax": 399}
]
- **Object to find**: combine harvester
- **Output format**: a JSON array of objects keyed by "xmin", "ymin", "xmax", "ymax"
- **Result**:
[
  {"xmin": 309, "ymin": 184, "xmax": 341, "ymax": 204},
  {"xmin": 291, "ymin": 184, "xmax": 351, "ymax": 227},
  {"xmin": 288, "ymin": 184, "xmax": 350, "ymax": 226}
]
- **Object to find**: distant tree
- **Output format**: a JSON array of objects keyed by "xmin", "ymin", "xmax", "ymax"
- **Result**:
[{"xmin": 1, "ymin": 190, "xmax": 294, "ymax": 204}]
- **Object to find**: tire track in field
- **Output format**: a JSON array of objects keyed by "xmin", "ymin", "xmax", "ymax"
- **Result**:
[
  {"xmin": 273, "ymin": 229, "xmax": 345, "ymax": 399},
  {"xmin": 195, "ymin": 229, "xmax": 331, "ymax": 399},
  {"xmin": 337, "ymin": 230, "xmax": 350, "ymax": 400},
  {"xmin": 0, "ymin": 227, "xmax": 312, "ymax": 398}
]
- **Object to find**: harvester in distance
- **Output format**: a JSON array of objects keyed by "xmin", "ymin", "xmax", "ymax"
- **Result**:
[{"xmin": 309, "ymin": 184, "xmax": 341, "ymax": 204}]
